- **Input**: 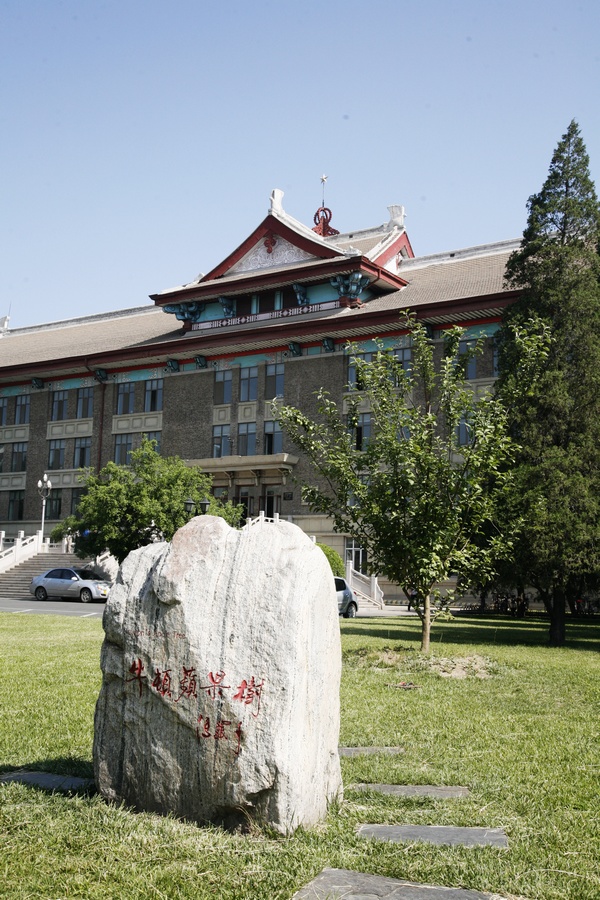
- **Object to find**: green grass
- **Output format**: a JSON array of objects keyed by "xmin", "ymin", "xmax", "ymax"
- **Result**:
[{"xmin": 1, "ymin": 613, "xmax": 599, "ymax": 899}]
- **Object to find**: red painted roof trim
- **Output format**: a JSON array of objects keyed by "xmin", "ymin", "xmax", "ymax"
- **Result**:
[
  {"xmin": 372, "ymin": 231, "xmax": 415, "ymax": 267},
  {"xmin": 201, "ymin": 213, "xmax": 343, "ymax": 282}
]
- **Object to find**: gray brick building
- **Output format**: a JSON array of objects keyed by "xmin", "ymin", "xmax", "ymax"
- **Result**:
[{"xmin": 0, "ymin": 190, "xmax": 517, "ymax": 595}]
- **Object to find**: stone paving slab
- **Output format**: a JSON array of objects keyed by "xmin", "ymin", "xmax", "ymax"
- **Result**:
[
  {"xmin": 357, "ymin": 825, "xmax": 508, "ymax": 849},
  {"xmin": 0, "ymin": 770, "xmax": 95, "ymax": 793},
  {"xmin": 339, "ymin": 746, "xmax": 404, "ymax": 757},
  {"xmin": 293, "ymin": 867, "xmax": 509, "ymax": 899},
  {"xmin": 351, "ymin": 784, "xmax": 471, "ymax": 799}
]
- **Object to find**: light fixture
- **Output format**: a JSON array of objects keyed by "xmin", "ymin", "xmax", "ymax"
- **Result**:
[
  {"xmin": 166, "ymin": 359, "xmax": 180, "ymax": 372},
  {"xmin": 322, "ymin": 337, "xmax": 335, "ymax": 353},
  {"xmin": 32, "ymin": 378, "xmax": 44, "ymax": 389},
  {"xmin": 37, "ymin": 473, "xmax": 53, "ymax": 537},
  {"xmin": 288, "ymin": 342, "xmax": 302, "ymax": 357},
  {"xmin": 94, "ymin": 369, "xmax": 108, "ymax": 383},
  {"xmin": 194, "ymin": 355, "xmax": 207, "ymax": 368},
  {"xmin": 184, "ymin": 496, "xmax": 211, "ymax": 517}
]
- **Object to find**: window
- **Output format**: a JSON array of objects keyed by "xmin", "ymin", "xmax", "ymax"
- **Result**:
[
  {"xmin": 15, "ymin": 395, "xmax": 30, "ymax": 424},
  {"xmin": 76, "ymin": 387, "xmax": 94, "ymax": 419},
  {"xmin": 8, "ymin": 490, "xmax": 25, "ymax": 521},
  {"xmin": 116, "ymin": 383, "xmax": 135, "ymax": 415},
  {"xmin": 214, "ymin": 370, "xmax": 232, "ymax": 405},
  {"xmin": 48, "ymin": 439, "xmax": 66, "ymax": 470},
  {"xmin": 265, "ymin": 363, "xmax": 284, "ymax": 399},
  {"xmin": 114, "ymin": 433, "xmax": 133, "ymax": 464},
  {"xmin": 11, "ymin": 442, "xmax": 27, "ymax": 472},
  {"xmin": 240, "ymin": 366, "xmax": 258, "ymax": 402},
  {"xmin": 144, "ymin": 431, "xmax": 162, "ymax": 454},
  {"xmin": 348, "ymin": 352, "xmax": 375, "ymax": 390},
  {"xmin": 353, "ymin": 413, "xmax": 371, "ymax": 451},
  {"xmin": 459, "ymin": 340, "xmax": 477, "ymax": 380},
  {"xmin": 145, "ymin": 378, "xmax": 163, "ymax": 412},
  {"xmin": 238, "ymin": 422, "xmax": 256, "ymax": 456},
  {"xmin": 264, "ymin": 420, "xmax": 283, "ymax": 454},
  {"xmin": 262, "ymin": 489, "xmax": 280, "ymax": 518},
  {"xmin": 236, "ymin": 488, "xmax": 254, "ymax": 520},
  {"xmin": 0, "ymin": 445, "xmax": 3, "ymax": 472},
  {"xmin": 212, "ymin": 425, "xmax": 230, "ymax": 458},
  {"xmin": 46, "ymin": 490, "xmax": 62, "ymax": 520},
  {"xmin": 0, "ymin": 398, "xmax": 7, "ymax": 426},
  {"xmin": 456, "ymin": 416, "xmax": 472, "ymax": 447},
  {"xmin": 346, "ymin": 538, "xmax": 368, "ymax": 574},
  {"xmin": 51, "ymin": 390, "xmax": 69, "ymax": 421},
  {"xmin": 74, "ymin": 437, "xmax": 91, "ymax": 468},
  {"xmin": 393, "ymin": 347, "xmax": 412, "ymax": 377},
  {"xmin": 71, "ymin": 488, "xmax": 86, "ymax": 514}
]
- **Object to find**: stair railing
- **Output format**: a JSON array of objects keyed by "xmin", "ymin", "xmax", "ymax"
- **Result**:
[{"xmin": 0, "ymin": 530, "xmax": 49, "ymax": 575}]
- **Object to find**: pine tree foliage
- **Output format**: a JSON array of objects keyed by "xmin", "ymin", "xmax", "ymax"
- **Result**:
[{"xmin": 497, "ymin": 120, "xmax": 600, "ymax": 645}]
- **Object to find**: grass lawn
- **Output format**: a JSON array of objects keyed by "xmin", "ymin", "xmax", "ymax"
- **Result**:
[{"xmin": 1, "ymin": 612, "xmax": 598, "ymax": 899}]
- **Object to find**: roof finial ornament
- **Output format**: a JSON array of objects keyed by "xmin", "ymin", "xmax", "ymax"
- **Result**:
[
  {"xmin": 321, "ymin": 173, "xmax": 328, "ymax": 207},
  {"xmin": 313, "ymin": 174, "xmax": 339, "ymax": 237}
]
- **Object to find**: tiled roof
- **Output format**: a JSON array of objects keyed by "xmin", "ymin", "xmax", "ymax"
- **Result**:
[
  {"xmin": 0, "ymin": 242, "xmax": 516, "ymax": 377},
  {"xmin": 366, "ymin": 248, "xmax": 513, "ymax": 313},
  {"xmin": 0, "ymin": 306, "xmax": 179, "ymax": 370}
]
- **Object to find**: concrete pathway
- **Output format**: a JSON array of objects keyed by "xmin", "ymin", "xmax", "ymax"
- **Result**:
[
  {"xmin": 358, "ymin": 824, "xmax": 508, "ymax": 849},
  {"xmin": 0, "ymin": 770, "xmax": 95, "ymax": 793},
  {"xmin": 350, "ymin": 784, "xmax": 470, "ymax": 799},
  {"xmin": 293, "ymin": 868, "xmax": 509, "ymax": 899},
  {"xmin": 339, "ymin": 746, "xmax": 404, "ymax": 757}
]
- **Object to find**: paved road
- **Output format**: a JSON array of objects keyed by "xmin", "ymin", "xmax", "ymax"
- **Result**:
[
  {"xmin": 1, "ymin": 592, "xmax": 413, "ymax": 619},
  {"xmin": 0, "ymin": 594, "xmax": 106, "ymax": 618}
]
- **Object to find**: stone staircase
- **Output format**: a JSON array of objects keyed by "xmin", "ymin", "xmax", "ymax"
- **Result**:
[{"xmin": 0, "ymin": 552, "xmax": 90, "ymax": 600}]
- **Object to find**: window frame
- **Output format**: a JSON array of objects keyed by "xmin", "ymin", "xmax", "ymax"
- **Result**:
[
  {"xmin": 15, "ymin": 395, "xmax": 30, "ymax": 425},
  {"xmin": 144, "ymin": 378, "xmax": 163, "ymax": 413},
  {"xmin": 240, "ymin": 366, "xmax": 258, "ymax": 402},
  {"xmin": 237, "ymin": 421, "xmax": 256, "ymax": 456},
  {"xmin": 51, "ymin": 390, "xmax": 69, "ymax": 422},
  {"xmin": 76, "ymin": 387, "xmax": 94, "ymax": 419},
  {"xmin": 214, "ymin": 370, "xmax": 232, "ymax": 405},
  {"xmin": 116, "ymin": 383, "xmax": 135, "ymax": 415},
  {"xmin": 11, "ymin": 442, "xmax": 28, "ymax": 472},
  {"xmin": 48, "ymin": 439, "xmax": 66, "ymax": 470}
]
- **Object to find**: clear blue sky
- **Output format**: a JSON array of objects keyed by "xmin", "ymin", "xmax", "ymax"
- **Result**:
[{"xmin": 2, "ymin": 0, "xmax": 599, "ymax": 329}]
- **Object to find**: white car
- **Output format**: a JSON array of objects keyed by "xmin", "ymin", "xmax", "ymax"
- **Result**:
[
  {"xmin": 29, "ymin": 567, "xmax": 111, "ymax": 603},
  {"xmin": 336, "ymin": 577, "xmax": 358, "ymax": 618}
]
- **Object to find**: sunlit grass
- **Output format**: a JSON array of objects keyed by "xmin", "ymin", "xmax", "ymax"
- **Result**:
[{"xmin": 1, "ymin": 613, "xmax": 598, "ymax": 899}]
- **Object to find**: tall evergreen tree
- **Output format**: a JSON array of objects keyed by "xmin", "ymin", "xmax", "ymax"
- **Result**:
[{"xmin": 497, "ymin": 120, "xmax": 600, "ymax": 645}]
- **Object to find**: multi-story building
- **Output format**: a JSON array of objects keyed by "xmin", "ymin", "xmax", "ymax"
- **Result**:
[{"xmin": 0, "ymin": 190, "xmax": 518, "ymax": 597}]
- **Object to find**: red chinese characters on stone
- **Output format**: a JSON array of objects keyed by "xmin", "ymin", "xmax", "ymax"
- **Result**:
[
  {"xmin": 233, "ymin": 676, "xmax": 264, "ymax": 718},
  {"xmin": 152, "ymin": 668, "xmax": 173, "ymax": 698},
  {"xmin": 127, "ymin": 659, "xmax": 263, "ymax": 757},
  {"xmin": 200, "ymin": 670, "xmax": 230, "ymax": 700},
  {"xmin": 176, "ymin": 666, "xmax": 198, "ymax": 702},
  {"xmin": 196, "ymin": 715, "xmax": 244, "ymax": 755},
  {"xmin": 127, "ymin": 658, "xmax": 147, "ymax": 697}
]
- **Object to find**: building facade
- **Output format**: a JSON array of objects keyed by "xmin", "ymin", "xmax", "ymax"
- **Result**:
[{"xmin": 0, "ymin": 190, "xmax": 518, "ymax": 596}]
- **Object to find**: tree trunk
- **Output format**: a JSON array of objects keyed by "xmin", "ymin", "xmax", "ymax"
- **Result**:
[
  {"xmin": 549, "ymin": 585, "xmax": 566, "ymax": 646},
  {"xmin": 421, "ymin": 593, "xmax": 431, "ymax": 653}
]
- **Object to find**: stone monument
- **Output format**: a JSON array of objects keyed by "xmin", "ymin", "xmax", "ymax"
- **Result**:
[{"xmin": 93, "ymin": 514, "xmax": 343, "ymax": 834}]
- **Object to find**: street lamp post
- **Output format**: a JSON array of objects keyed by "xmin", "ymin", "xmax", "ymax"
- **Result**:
[{"xmin": 37, "ymin": 474, "xmax": 52, "ymax": 538}]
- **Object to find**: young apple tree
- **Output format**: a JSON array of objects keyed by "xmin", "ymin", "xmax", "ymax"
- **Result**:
[{"xmin": 276, "ymin": 315, "xmax": 546, "ymax": 651}]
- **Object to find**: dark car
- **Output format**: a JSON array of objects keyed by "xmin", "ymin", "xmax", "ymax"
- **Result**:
[
  {"xmin": 29, "ymin": 567, "xmax": 111, "ymax": 603},
  {"xmin": 336, "ymin": 577, "xmax": 359, "ymax": 618}
]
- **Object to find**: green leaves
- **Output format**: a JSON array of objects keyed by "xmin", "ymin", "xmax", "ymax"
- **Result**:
[
  {"xmin": 276, "ymin": 313, "xmax": 541, "ymax": 650},
  {"xmin": 60, "ymin": 438, "xmax": 243, "ymax": 563}
]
